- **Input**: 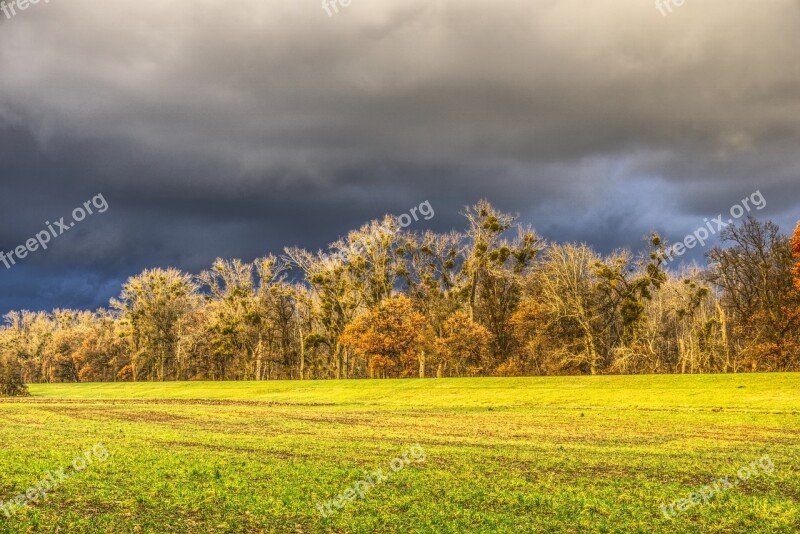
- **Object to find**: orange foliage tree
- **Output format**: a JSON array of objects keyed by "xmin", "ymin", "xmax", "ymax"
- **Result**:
[
  {"xmin": 342, "ymin": 295, "xmax": 427, "ymax": 378},
  {"xmin": 792, "ymin": 222, "xmax": 800, "ymax": 291},
  {"xmin": 434, "ymin": 311, "xmax": 493, "ymax": 377}
]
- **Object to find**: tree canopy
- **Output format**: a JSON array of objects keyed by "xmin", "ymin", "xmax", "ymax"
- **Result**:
[{"xmin": 2, "ymin": 204, "xmax": 798, "ymax": 384}]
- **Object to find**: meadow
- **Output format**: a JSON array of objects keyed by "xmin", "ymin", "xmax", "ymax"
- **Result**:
[{"xmin": 0, "ymin": 374, "xmax": 799, "ymax": 533}]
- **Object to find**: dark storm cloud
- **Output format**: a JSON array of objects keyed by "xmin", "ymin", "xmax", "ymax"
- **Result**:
[{"xmin": 1, "ymin": 0, "xmax": 799, "ymax": 313}]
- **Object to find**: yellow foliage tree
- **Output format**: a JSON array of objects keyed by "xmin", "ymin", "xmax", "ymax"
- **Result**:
[{"xmin": 792, "ymin": 221, "xmax": 800, "ymax": 292}]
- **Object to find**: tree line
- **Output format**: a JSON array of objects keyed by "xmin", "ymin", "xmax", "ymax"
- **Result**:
[{"xmin": 1, "ymin": 200, "xmax": 799, "ymax": 390}]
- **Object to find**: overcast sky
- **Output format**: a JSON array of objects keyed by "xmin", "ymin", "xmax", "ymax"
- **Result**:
[{"xmin": 1, "ymin": 0, "xmax": 799, "ymax": 314}]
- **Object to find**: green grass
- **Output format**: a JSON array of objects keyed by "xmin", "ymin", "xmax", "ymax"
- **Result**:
[{"xmin": 1, "ymin": 374, "xmax": 799, "ymax": 533}]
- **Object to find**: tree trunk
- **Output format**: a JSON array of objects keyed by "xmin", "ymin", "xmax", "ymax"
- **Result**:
[
  {"xmin": 468, "ymin": 270, "xmax": 479, "ymax": 321},
  {"xmin": 254, "ymin": 335, "xmax": 263, "ymax": 381},
  {"xmin": 335, "ymin": 342, "xmax": 342, "ymax": 380},
  {"xmin": 717, "ymin": 302, "xmax": 730, "ymax": 372},
  {"xmin": 299, "ymin": 326, "xmax": 305, "ymax": 380},
  {"xmin": 585, "ymin": 325, "xmax": 599, "ymax": 375},
  {"xmin": 349, "ymin": 350, "xmax": 357, "ymax": 378},
  {"xmin": 679, "ymin": 338, "xmax": 687, "ymax": 374}
]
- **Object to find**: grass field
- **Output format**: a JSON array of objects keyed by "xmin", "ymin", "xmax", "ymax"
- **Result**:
[{"xmin": 1, "ymin": 374, "xmax": 799, "ymax": 533}]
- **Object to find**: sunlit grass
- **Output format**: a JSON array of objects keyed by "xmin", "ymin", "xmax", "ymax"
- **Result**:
[{"xmin": 1, "ymin": 374, "xmax": 798, "ymax": 533}]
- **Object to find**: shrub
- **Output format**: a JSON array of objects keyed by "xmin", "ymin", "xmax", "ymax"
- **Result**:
[
  {"xmin": 493, "ymin": 358, "xmax": 524, "ymax": 377},
  {"xmin": 0, "ymin": 355, "xmax": 29, "ymax": 397}
]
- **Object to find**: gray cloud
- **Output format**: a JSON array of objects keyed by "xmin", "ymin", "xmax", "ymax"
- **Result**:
[{"xmin": 0, "ymin": 0, "xmax": 798, "ymax": 313}]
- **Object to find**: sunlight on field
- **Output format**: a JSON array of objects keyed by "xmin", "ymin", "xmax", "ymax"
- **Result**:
[{"xmin": 2, "ymin": 375, "xmax": 799, "ymax": 533}]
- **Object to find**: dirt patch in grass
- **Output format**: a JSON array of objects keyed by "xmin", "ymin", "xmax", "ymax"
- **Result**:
[{"xmin": 0, "ymin": 398, "xmax": 335, "ymax": 407}]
